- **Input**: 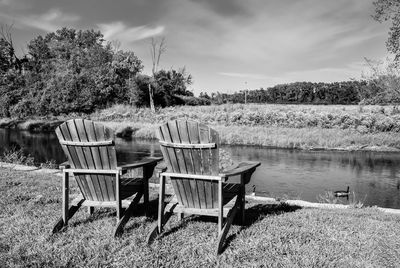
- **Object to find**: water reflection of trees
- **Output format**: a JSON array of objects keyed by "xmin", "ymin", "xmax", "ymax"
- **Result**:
[{"xmin": 0, "ymin": 129, "xmax": 64, "ymax": 164}]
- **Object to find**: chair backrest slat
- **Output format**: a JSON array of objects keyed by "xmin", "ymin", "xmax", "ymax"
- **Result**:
[
  {"xmin": 84, "ymin": 120, "xmax": 110, "ymax": 201},
  {"xmin": 56, "ymin": 119, "xmax": 117, "ymax": 201},
  {"xmin": 158, "ymin": 120, "xmax": 220, "ymax": 209},
  {"xmin": 93, "ymin": 122, "xmax": 116, "ymax": 199}
]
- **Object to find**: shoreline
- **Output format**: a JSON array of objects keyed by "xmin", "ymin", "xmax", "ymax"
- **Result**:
[
  {"xmin": 1, "ymin": 117, "xmax": 400, "ymax": 152},
  {"xmin": 2, "ymin": 161, "xmax": 400, "ymax": 214}
]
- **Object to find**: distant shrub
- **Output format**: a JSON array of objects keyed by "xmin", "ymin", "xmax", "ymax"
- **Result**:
[
  {"xmin": 175, "ymin": 95, "xmax": 211, "ymax": 106},
  {"xmin": 0, "ymin": 147, "xmax": 35, "ymax": 166},
  {"xmin": 93, "ymin": 103, "xmax": 400, "ymax": 133}
]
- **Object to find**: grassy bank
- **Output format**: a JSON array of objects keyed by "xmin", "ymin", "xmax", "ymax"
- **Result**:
[
  {"xmin": 1, "ymin": 168, "xmax": 400, "ymax": 267},
  {"xmin": 2, "ymin": 104, "xmax": 400, "ymax": 151}
]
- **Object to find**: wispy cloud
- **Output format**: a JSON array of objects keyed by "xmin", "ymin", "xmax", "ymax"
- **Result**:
[
  {"xmin": 98, "ymin": 22, "xmax": 164, "ymax": 46},
  {"xmin": 0, "ymin": 0, "xmax": 11, "ymax": 6},
  {"xmin": 219, "ymin": 72, "xmax": 269, "ymax": 80},
  {"xmin": 19, "ymin": 9, "xmax": 80, "ymax": 32}
]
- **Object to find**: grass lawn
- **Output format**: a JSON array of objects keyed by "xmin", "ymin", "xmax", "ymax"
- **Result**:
[{"xmin": 1, "ymin": 168, "xmax": 400, "ymax": 267}]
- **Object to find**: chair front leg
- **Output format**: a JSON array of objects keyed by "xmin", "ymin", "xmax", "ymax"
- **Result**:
[
  {"xmin": 218, "ymin": 180, "xmax": 223, "ymax": 234},
  {"xmin": 116, "ymin": 172, "xmax": 122, "ymax": 220},
  {"xmin": 158, "ymin": 175, "xmax": 166, "ymax": 233},
  {"xmin": 62, "ymin": 170, "xmax": 69, "ymax": 226},
  {"xmin": 143, "ymin": 178, "xmax": 149, "ymax": 217},
  {"xmin": 239, "ymin": 174, "xmax": 246, "ymax": 225}
]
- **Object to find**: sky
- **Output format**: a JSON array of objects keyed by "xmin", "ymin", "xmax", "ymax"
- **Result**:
[{"xmin": 0, "ymin": 0, "xmax": 391, "ymax": 94}]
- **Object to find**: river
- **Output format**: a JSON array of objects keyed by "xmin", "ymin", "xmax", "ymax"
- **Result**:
[{"xmin": 1, "ymin": 128, "xmax": 400, "ymax": 209}]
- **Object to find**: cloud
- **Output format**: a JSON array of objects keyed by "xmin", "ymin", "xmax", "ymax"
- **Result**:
[
  {"xmin": 219, "ymin": 72, "xmax": 269, "ymax": 80},
  {"xmin": 190, "ymin": 0, "xmax": 250, "ymax": 17},
  {"xmin": 98, "ymin": 21, "xmax": 164, "ymax": 46},
  {"xmin": 19, "ymin": 9, "xmax": 80, "ymax": 32},
  {"xmin": 0, "ymin": 0, "xmax": 11, "ymax": 5}
]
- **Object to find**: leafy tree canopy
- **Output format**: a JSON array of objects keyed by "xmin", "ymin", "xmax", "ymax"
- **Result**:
[{"xmin": 374, "ymin": 0, "xmax": 400, "ymax": 61}]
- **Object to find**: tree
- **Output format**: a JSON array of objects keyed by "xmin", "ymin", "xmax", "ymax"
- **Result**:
[
  {"xmin": 359, "ymin": 57, "xmax": 400, "ymax": 104},
  {"xmin": 130, "ymin": 68, "xmax": 193, "ymax": 107},
  {"xmin": 0, "ymin": 24, "xmax": 28, "ymax": 73},
  {"xmin": 373, "ymin": 0, "xmax": 400, "ymax": 62},
  {"xmin": 149, "ymin": 37, "xmax": 166, "ymax": 112}
]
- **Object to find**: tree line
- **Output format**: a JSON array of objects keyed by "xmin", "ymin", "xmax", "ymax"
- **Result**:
[
  {"xmin": 199, "ymin": 81, "xmax": 366, "ymax": 105},
  {"xmin": 0, "ymin": 27, "xmax": 198, "ymax": 118}
]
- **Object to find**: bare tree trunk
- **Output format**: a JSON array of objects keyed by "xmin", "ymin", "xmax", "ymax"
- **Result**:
[
  {"xmin": 149, "ymin": 37, "xmax": 166, "ymax": 113},
  {"xmin": 148, "ymin": 82, "xmax": 155, "ymax": 112}
]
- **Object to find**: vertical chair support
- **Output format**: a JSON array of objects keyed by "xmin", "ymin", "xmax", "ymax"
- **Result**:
[
  {"xmin": 239, "ymin": 174, "xmax": 246, "ymax": 225},
  {"xmin": 88, "ymin": 207, "xmax": 94, "ymax": 215},
  {"xmin": 143, "ymin": 178, "xmax": 149, "ymax": 217},
  {"xmin": 218, "ymin": 180, "xmax": 223, "ymax": 234},
  {"xmin": 158, "ymin": 175, "xmax": 166, "ymax": 233},
  {"xmin": 116, "ymin": 172, "xmax": 122, "ymax": 220},
  {"xmin": 62, "ymin": 170, "xmax": 69, "ymax": 226}
]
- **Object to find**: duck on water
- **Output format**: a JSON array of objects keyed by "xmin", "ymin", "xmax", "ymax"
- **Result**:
[{"xmin": 334, "ymin": 186, "xmax": 350, "ymax": 198}]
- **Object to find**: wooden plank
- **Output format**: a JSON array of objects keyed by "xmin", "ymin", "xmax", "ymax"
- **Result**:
[
  {"xmin": 75, "ymin": 119, "xmax": 103, "ymax": 201},
  {"xmin": 95, "ymin": 123, "xmax": 115, "ymax": 200},
  {"xmin": 160, "ymin": 123, "xmax": 180, "ymax": 173},
  {"xmin": 59, "ymin": 140, "xmax": 113, "ymax": 146},
  {"xmin": 56, "ymin": 125, "xmax": 87, "ymax": 199},
  {"xmin": 171, "ymin": 177, "xmax": 186, "ymax": 206},
  {"xmin": 58, "ymin": 123, "xmax": 80, "ymax": 169},
  {"xmin": 68, "ymin": 120, "xmax": 96, "ymax": 201},
  {"xmin": 187, "ymin": 121, "xmax": 207, "ymax": 208},
  {"xmin": 94, "ymin": 122, "xmax": 111, "ymax": 169},
  {"xmin": 161, "ymin": 172, "xmax": 221, "ymax": 181},
  {"xmin": 66, "ymin": 169, "xmax": 119, "ymax": 174},
  {"xmin": 199, "ymin": 124, "xmax": 211, "ymax": 175},
  {"xmin": 157, "ymin": 127, "xmax": 184, "ymax": 206},
  {"xmin": 210, "ymin": 128, "xmax": 220, "ymax": 208},
  {"xmin": 80, "ymin": 199, "xmax": 133, "ymax": 208},
  {"xmin": 85, "ymin": 120, "xmax": 109, "ymax": 201},
  {"xmin": 168, "ymin": 120, "xmax": 195, "ymax": 208},
  {"xmin": 160, "ymin": 123, "xmax": 189, "ymax": 206},
  {"xmin": 104, "ymin": 126, "xmax": 117, "ymax": 169},
  {"xmin": 156, "ymin": 127, "xmax": 172, "ymax": 172},
  {"xmin": 158, "ymin": 141, "xmax": 216, "ymax": 149},
  {"xmin": 209, "ymin": 128, "xmax": 220, "ymax": 175},
  {"xmin": 176, "ymin": 120, "xmax": 195, "ymax": 174},
  {"xmin": 177, "ymin": 120, "xmax": 201, "ymax": 208},
  {"xmin": 60, "ymin": 122, "xmax": 92, "ymax": 200},
  {"xmin": 199, "ymin": 124, "xmax": 213, "ymax": 208},
  {"xmin": 167, "ymin": 120, "xmax": 187, "ymax": 174}
]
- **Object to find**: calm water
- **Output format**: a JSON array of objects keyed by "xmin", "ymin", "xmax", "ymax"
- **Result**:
[{"xmin": 1, "ymin": 128, "xmax": 400, "ymax": 209}]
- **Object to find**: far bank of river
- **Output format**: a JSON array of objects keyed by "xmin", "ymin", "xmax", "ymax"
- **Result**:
[{"xmin": 1, "ymin": 117, "xmax": 400, "ymax": 152}]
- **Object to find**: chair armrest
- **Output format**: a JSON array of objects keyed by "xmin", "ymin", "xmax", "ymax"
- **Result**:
[
  {"xmin": 155, "ymin": 162, "xmax": 167, "ymax": 173},
  {"xmin": 59, "ymin": 161, "xmax": 70, "ymax": 170},
  {"xmin": 117, "ymin": 157, "xmax": 163, "ymax": 171},
  {"xmin": 219, "ymin": 161, "xmax": 260, "ymax": 179}
]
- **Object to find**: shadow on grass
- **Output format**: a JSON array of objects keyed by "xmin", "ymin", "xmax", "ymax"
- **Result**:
[
  {"xmin": 221, "ymin": 202, "xmax": 302, "ymax": 252},
  {"xmin": 67, "ymin": 197, "xmax": 160, "ymax": 229},
  {"xmin": 159, "ymin": 202, "xmax": 302, "ymax": 253}
]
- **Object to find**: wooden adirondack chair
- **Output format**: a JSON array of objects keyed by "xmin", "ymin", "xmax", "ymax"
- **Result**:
[
  {"xmin": 52, "ymin": 119, "xmax": 162, "ymax": 237},
  {"xmin": 147, "ymin": 120, "xmax": 260, "ymax": 254}
]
